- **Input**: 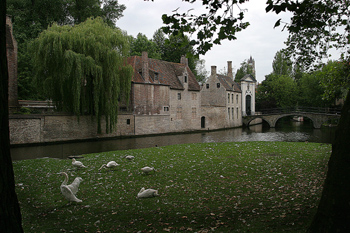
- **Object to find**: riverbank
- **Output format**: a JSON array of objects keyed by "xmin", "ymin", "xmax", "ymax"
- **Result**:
[
  {"xmin": 13, "ymin": 141, "xmax": 330, "ymax": 232},
  {"xmin": 11, "ymin": 123, "xmax": 336, "ymax": 160}
]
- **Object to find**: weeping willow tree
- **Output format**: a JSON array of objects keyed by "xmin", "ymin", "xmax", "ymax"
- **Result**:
[{"xmin": 31, "ymin": 17, "xmax": 133, "ymax": 133}]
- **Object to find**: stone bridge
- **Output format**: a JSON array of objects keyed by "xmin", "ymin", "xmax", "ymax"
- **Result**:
[{"xmin": 243, "ymin": 107, "xmax": 341, "ymax": 129}]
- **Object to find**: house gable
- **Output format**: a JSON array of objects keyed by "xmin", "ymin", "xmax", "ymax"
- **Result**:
[
  {"xmin": 217, "ymin": 74, "xmax": 242, "ymax": 93},
  {"xmin": 241, "ymin": 74, "xmax": 257, "ymax": 83}
]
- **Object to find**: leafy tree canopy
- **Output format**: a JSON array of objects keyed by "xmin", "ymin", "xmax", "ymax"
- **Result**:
[
  {"xmin": 7, "ymin": 0, "xmax": 126, "ymax": 43},
  {"xmin": 317, "ymin": 60, "xmax": 349, "ymax": 101},
  {"xmin": 7, "ymin": 0, "xmax": 127, "ymax": 100},
  {"xmin": 263, "ymin": 74, "xmax": 298, "ymax": 108},
  {"xmin": 272, "ymin": 50, "xmax": 292, "ymax": 76},
  {"xmin": 161, "ymin": 0, "xmax": 250, "ymax": 55},
  {"xmin": 266, "ymin": 0, "xmax": 349, "ymax": 68},
  {"xmin": 129, "ymin": 28, "xmax": 207, "ymax": 82},
  {"xmin": 195, "ymin": 59, "xmax": 209, "ymax": 83},
  {"xmin": 152, "ymin": 28, "xmax": 167, "ymax": 55},
  {"xmin": 256, "ymin": 74, "xmax": 292, "ymax": 109},
  {"xmin": 266, "ymin": 0, "xmax": 350, "ymax": 106},
  {"xmin": 298, "ymin": 72, "xmax": 331, "ymax": 107},
  {"xmin": 234, "ymin": 59, "xmax": 254, "ymax": 82},
  {"xmin": 161, "ymin": 31, "xmax": 206, "ymax": 82},
  {"xmin": 160, "ymin": 0, "xmax": 349, "ymax": 102},
  {"xmin": 129, "ymin": 33, "xmax": 162, "ymax": 59},
  {"xmin": 30, "ymin": 17, "xmax": 133, "ymax": 133}
]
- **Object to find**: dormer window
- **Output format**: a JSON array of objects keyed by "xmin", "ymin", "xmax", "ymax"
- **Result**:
[
  {"xmin": 206, "ymin": 84, "xmax": 209, "ymax": 89},
  {"xmin": 154, "ymin": 72, "xmax": 159, "ymax": 81},
  {"xmin": 184, "ymin": 75, "xmax": 187, "ymax": 83},
  {"xmin": 217, "ymin": 83, "xmax": 220, "ymax": 88}
]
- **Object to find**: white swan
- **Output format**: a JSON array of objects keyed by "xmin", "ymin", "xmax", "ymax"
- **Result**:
[
  {"xmin": 60, "ymin": 172, "xmax": 83, "ymax": 202},
  {"xmin": 72, "ymin": 158, "xmax": 86, "ymax": 168},
  {"xmin": 141, "ymin": 166, "xmax": 155, "ymax": 174},
  {"xmin": 137, "ymin": 187, "xmax": 159, "ymax": 198},
  {"xmin": 99, "ymin": 161, "xmax": 119, "ymax": 171},
  {"xmin": 125, "ymin": 155, "xmax": 135, "ymax": 160},
  {"xmin": 60, "ymin": 172, "xmax": 83, "ymax": 194}
]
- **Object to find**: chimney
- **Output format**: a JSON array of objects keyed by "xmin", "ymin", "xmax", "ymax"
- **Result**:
[
  {"xmin": 142, "ymin": 51, "xmax": 149, "ymax": 83},
  {"xmin": 211, "ymin": 66, "xmax": 217, "ymax": 76},
  {"xmin": 227, "ymin": 61, "xmax": 233, "ymax": 79},
  {"xmin": 180, "ymin": 55, "xmax": 188, "ymax": 66}
]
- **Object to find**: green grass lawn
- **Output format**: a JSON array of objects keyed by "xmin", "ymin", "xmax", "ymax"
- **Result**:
[{"xmin": 13, "ymin": 141, "xmax": 331, "ymax": 232}]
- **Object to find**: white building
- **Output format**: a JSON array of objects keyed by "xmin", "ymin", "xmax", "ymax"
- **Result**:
[{"xmin": 241, "ymin": 74, "xmax": 257, "ymax": 116}]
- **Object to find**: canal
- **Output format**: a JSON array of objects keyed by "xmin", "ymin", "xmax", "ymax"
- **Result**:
[{"xmin": 10, "ymin": 119, "xmax": 336, "ymax": 160}]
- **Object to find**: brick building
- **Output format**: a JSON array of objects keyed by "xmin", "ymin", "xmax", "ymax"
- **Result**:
[
  {"xmin": 127, "ymin": 52, "xmax": 202, "ymax": 135},
  {"xmin": 201, "ymin": 62, "xmax": 242, "ymax": 130}
]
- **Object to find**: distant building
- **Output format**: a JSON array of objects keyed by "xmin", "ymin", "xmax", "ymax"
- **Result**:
[
  {"xmin": 201, "ymin": 62, "xmax": 242, "ymax": 130},
  {"xmin": 241, "ymin": 74, "xmax": 257, "ymax": 116},
  {"xmin": 247, "ymin": 55, "xmax": 256, "ymax": 78},
  {"xmin": 127, "ymin": 52, "xmax": 202, "ymax": 135},
  {"xmin": 8, "ymin": 42, "xmax": 257, "ymax": 144}
]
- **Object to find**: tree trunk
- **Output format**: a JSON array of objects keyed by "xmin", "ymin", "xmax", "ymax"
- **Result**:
[
  {"xmin": 0, "ymin": 1, "xmax": 24, "ymax": 231},
  {"xmin": 309, "ymin": 92, "xmax": 350, "ymax": 232}
]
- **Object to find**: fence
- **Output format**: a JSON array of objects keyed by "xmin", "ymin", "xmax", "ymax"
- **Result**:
[{"xmin": 257, "ymin": 106, "xmax": 342, "ymax": 115}]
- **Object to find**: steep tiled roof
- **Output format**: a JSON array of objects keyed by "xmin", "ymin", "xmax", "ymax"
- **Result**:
[
  {"xmin": 127, "ymin": 56, "xmax": 200, "ymax": 91},
  {"xmin": 217, "ymin": 74, "xmax": 241, "ymax": 92}
]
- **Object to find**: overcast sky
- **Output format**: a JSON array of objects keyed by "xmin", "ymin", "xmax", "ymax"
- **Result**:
[{"xmin": 116, "ymin": 0, "xmax": 293, "ymax": 83}]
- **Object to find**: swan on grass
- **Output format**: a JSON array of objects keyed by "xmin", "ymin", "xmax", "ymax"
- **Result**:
[
  {"xmin": 137, "ymin": 187, "xmax": 159, "ymax": 198},
  {"xmin": 125, "ymin": 155, "xmax": 135, "ymax": 160},
  {"xmin": 141, "ymin": 166, "xmax": 155, "ymax": 174},
  {"xmin": 60, "ymin": 172, "xmax": 83, "ymax": 194},
  {"xmin": 60, "ymin": 172, "xmax": 83, "ymax": 202},
  {"xmin": 99, "ymin": 161, "xmax": 119, "ymax": 171},
  {"xmin": 72, "ymin": 158, "xmax": 87, "ymax": 168}
]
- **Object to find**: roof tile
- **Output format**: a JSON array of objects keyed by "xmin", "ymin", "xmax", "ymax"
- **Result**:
[{"xmin": 127, "ymin": 56, "xmax": 200, "ymax": 91}]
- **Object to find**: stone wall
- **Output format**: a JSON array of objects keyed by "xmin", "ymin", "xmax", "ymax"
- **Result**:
[
  {"xmin": 201, "ymin": 106, "xmax": 227, "ymax": 130},
  {"xmin": 169, "ymin": 88, "xmax": 201, "ymax": 132},
  {"xmin": 132, "ymin": 83, "xmax": 170, "ymax": 115},
  {"xmin": 9, "ymin": 114, "xmax": 135, "ymax": 145},
  {"xmin": 134, "ymin": 115, "xmax": 170, "ymax": 135}
]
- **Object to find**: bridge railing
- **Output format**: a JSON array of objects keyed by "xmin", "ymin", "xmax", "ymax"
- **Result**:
[{"xmin": 257, "ymin": 106, "xmax": 342, "ymax": 115}]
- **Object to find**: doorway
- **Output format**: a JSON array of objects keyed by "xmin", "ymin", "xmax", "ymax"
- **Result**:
[
  {"xmin": 246, "ymin": 95, "xmax": 251, "ymax": 116},
  {"xmin": 201, "ymin": 116, "xmax": 206, "ymax": 128}
]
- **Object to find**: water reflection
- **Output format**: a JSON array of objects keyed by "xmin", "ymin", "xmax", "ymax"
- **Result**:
[{"xmin": 11, "ymin": 121, "xmax": 336, "ymax": 160}]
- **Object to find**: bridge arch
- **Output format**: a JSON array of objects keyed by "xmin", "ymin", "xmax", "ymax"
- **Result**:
[
  {"xmin": 273, "ymin": 114, "xmax": 317, "ymax": 128},
  {"xmin": 243, "ymin": 116, "xmax": 273, "ymax": 128},
  {"xmin": 243, "ymin": 112, "xmax": 340, "ymax": 129}
]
